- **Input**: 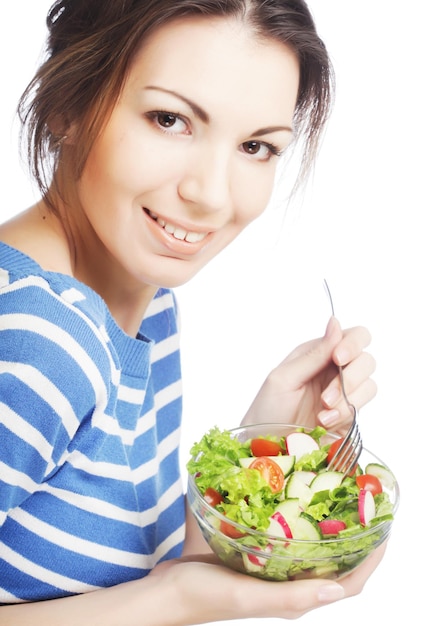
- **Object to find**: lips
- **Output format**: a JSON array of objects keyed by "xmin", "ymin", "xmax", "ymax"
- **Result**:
[{"xmin": 147, "ymin": 210, "xmax": 208, "ymax": 243}]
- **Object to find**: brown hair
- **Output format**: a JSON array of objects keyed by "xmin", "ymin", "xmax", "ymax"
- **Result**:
[{"xmin": 18, "ymin": 0, "xmax": 334, "ymax": 210}]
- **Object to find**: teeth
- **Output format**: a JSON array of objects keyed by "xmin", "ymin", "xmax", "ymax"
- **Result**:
[
  {"xmin": 185, "ymin": 231, "xmax": 206, "ymax": 243},
  {"xmin": 148, "ymin": 211, "xmax": 207, "ymax": 243}
]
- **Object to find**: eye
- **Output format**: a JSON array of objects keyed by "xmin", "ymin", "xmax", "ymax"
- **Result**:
[
  {"xmin": 241, "ymin": 140, "xmax": 282, "ymax": 162},
  {"xmin": 147, "ymin": 111, "xmax": 190, "ymax": 135}
]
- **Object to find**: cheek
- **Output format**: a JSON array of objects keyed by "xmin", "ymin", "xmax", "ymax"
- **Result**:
[
  {"xmin": 233, "ymin": 166, "xmax": 278, "ymax": 225},
  {"xmin": 83, "ymin": 127, "xmax": 173, "ymax": 197}
]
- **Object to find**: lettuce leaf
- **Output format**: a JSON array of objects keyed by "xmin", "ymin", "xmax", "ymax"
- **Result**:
[{"xmin": 187, "ymin": 426, "xmax": 281, "ymax": 530}]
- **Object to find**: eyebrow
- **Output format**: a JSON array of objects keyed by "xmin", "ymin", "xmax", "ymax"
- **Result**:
[
  {"xmin": 144, "ymin": 86, "xmax": 209, "ymax": 123},
  {"xmin": 144, "ymin": 85, "xmax": 293, "ymax": 137}
]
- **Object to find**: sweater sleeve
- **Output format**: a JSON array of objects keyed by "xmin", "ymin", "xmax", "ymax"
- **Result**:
[{"xmin": 0, "ymin": 275, "xmax": 114, "ymax": 524}]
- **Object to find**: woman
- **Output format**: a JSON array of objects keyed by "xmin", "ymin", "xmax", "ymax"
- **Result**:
[{"xmin": 0, "ymin": 1, "xmax": 379, "ymax": 623}]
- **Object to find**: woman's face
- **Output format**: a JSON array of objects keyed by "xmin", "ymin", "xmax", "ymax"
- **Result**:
[{"xmin": 75, "ymin": 16, "xmax": 300, "ymax": 289}]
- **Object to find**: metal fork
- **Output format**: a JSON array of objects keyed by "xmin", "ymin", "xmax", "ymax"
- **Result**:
[{"xmin": 323, "ymin": 280, "xmax": 363, "ymax": 477}]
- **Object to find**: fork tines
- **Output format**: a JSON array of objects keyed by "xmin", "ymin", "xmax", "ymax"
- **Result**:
[{"xmin": 328, "ymin": 409, "xmax": 363, "ymax": 478}]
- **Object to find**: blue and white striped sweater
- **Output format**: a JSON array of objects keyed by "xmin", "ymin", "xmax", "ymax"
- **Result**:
[{"xmin": 0, "ymin": 242, "xmax": 185, "ymax": 603}]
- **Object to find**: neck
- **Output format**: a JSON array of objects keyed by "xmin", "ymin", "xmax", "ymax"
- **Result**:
[
  {"xmin": 69, "ymin": 244, "xmax": 158, "ymax": 338},
  {"xmin": 41, "ymin": 192, "xmax": 159, "ymax": 338}
]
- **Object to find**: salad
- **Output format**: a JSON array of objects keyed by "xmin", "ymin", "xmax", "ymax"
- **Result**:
[{"xmin": 187, "ymin": 425, "xmax": 397, "ymax": 581}]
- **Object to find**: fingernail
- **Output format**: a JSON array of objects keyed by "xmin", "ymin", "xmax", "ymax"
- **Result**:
[
  {"xmin": 334, "ymin": 348, "xmax": 350, "ymax": 366},
  {"xmin": 318, "ymin": 583, "xmax": 345, "ymax": 603},
  {"xmin": 322, "ymin": 387, "xmax": 340, "ymax": 407},
  {"xmin": 319, "ymin": 409, "xmax": 340, "ymax": 427},
  {"xmin": 325, "ymin": 316, "xmax": 338, "ymax": 338}
]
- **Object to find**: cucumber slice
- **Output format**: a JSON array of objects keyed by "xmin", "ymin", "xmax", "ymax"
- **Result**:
[
  {"xmin": 292, "ymin": 470, "xmax": 316, "ymax": 486},
  {"xmin": 365, "ymin": 462, "xmax": 396, "ymax": 490},
  {"xmin": 285, "ymin": 473, "xmax": 313, "ymax": 506},
  {"xmin": 309, "ymin": 471, "xmax": 344, "ymax": 494},
  {"xmin": 274, "ymin": 498, "xmax": 303, "ymax": 526},
  {"xmin": 293, "ymin": 512, "xmax": 322, "ymax": 540},
  {"xmin": 239, "ymin": 457, "xmax": 255, "ymax": 469},
  {"xmin": 239, "ymin": 455, "xmax": 295, "ymax": 476},
  {"xmin": 271, "ymin": 455, "xmax": 295, "ymax": 476}
]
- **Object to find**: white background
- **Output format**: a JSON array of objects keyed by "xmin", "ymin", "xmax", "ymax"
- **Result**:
[{"xmin": 1, "ymin": 1, "xmax": 439, "ymax": 624}]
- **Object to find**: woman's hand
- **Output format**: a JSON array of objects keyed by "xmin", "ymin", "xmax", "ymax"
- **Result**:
[
  {"xmin": 242, "ymin": 317, "xmax": 376, "ymax": 434},
  {"xmin": 151, "ymin": 542, "xmax": 387, "ymax": 624},
  {"xmin": 0, "ymin": 542, "xmax": 387, "ymax": 626}
]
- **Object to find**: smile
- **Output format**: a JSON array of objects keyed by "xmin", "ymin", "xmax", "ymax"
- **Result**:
[{"xmin": 147, "ymin": 210, "xmax": 208, "ymax": 243}]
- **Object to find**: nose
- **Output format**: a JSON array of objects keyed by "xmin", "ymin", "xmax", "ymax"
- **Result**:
[{"xmin": 177, "ymin": 144, "xmax": 232, "ymax": 214}]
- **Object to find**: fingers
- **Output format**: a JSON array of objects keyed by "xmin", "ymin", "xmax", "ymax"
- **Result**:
[
  {"xmin": 322, "ymin": 352, "xmax": 377, "ymax": 408},
  {"xmin": 254, "ymin": 542, "xmax": 387, "ymax": 619},
  {"xmin": 319, "ymin": 327, "xmax": 376, "ymax": 430},
  {"xmin": 252, "ymin": 577, "xmax": 345, "ymax": 619},
  {"xmin": 319, "ymin": 376, "xmax": 377, "ymax": 430},
  {"xmin": 155, "ymin": 556, "xmax": 344, "ymax": 622},
  {"xmin": 244, "ymin": 318, "xmax": 376, "ymax": 432},
  {"xmin": 333, "ymin": 325, "xmax": 372, "ymax": 367},
  {"xmin": 279, "ymin": 316, "xmax": 343, "ymax": 389},
  {"xmin": 339, "ymin": 542, "xmax": 388, "ymax": 597}
]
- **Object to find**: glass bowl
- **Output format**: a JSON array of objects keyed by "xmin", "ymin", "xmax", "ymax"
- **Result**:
[{"xmin": 187, "ymin": 423, "xmax": 399, "ymax": 581}]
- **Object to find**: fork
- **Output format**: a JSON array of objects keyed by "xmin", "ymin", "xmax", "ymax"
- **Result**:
[{"xmin": 323, "ymin": 280, "xmax": 363, "ymax": 477}]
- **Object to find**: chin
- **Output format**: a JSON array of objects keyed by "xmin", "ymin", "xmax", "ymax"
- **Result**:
[{"xmin": 145, "ymin": 268, "xmax": 201, "ymax": 291}]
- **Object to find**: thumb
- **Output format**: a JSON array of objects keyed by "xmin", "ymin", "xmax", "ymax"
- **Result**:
[{"xmin": 324, "ymin": 315, "xmax": 343, "ymax": 345}]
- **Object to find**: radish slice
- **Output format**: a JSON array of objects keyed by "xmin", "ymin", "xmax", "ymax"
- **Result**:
[
  {"xmin": 268, "ymin": 511, "xmax": 293, "ymax": 539},
  {"xmin": 247, "ymin": 550, "xmax": 266, "ymax": 566},
  {"xmin": 358, "ymin": 488, "xmax": 376, "ymax": 525},
  {"xmin": 242, "ymin": 544, "xmax": 272, "ymax": 573},
  {"xmin": 285, "ymin": 432, "xmax": 319, "ymax": 459},
  {"xmin": 318, "ymin": 519, "xmax": 347, "ymax": 535}
]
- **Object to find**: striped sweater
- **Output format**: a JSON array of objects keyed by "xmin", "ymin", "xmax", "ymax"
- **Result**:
[{"xmin": 0, "ymin": 241, "xmax": 185, "ymax": 603}]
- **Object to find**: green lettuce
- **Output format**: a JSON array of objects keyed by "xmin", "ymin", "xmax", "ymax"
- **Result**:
[
  {"xmin": 187, "ymin": 426, "xmax": 250, "ymax": 494},
  {"xmin": 187, "ymin": 426, "xmax": 281, "ymax": 530}
]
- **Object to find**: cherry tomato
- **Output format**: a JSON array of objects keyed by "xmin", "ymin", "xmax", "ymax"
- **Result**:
[
  {"xmin": 326, "ymin": 438, "xmax": 358, "ymax": 476},
  {"xmin": 219, "ymin": 519, "xmax": 246, "ymax": 538},
  {"xmin": 326, "ymin": 438, "xmax": 345, "ymax": 464},
  {"xmin": 203, "ymin": 487, "xmax": 223, "ymax": 507},
  {"xmin": 356, "ymin": 474, "xmax": 383, "ymax": 496},
  {"xmin": 250, "ymin": 438, "xmax": 284, "ymax": 457},
  {"xmin": 249, "ymin": 456, "xmax": 284, "ymax": 493}
]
